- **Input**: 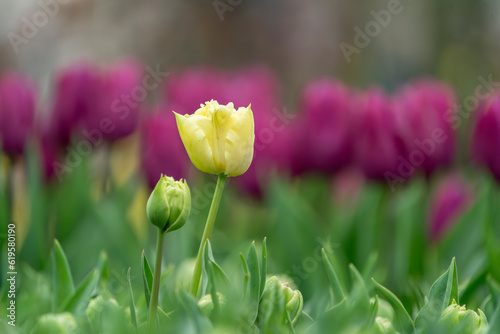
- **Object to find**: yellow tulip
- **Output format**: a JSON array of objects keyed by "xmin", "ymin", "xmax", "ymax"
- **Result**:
[{"xmin": 174, "ymin": 100, "xmax": 255, "ymax": 177}]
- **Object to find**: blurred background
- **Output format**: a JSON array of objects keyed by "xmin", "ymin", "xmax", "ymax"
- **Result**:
[{"xmin": 1, "ymin": 0, "xmax": 500, "ymax": 321}]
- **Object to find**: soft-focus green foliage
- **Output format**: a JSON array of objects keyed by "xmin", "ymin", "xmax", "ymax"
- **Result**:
[{"xmin": 2, "ymin": 149, "xmax": 500, "ymax": 333}]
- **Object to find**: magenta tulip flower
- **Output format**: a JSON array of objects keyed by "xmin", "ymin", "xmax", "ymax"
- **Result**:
[
  {"xmin": 85, "ymin": 58, "xmax": 143, "ymax": 141},
  {"xmin": 297, "ymin": 78, "xmax": 353, "ymax": 174},
  {"xmin": 472, "ymin": 93, "xmax": 500, "ymax": 181},
  {"xmin": 429, "ymin": 174, "xmax": 471, "ymax": 242},
  {"xmin": 165, "ymin": 67, "xmax": 226, "ymax": 114},
  {"xmin": 0, "ymin": 72, "xmax": 36, "ymax": 156},
  {"xmin": 395, "ymin": 79, "xmax": 456, "ymax": 176},
  {"xmin": 354, "ymin": 88, "xmax": 405, "ymax": 180},
  {"xmin": 49, "ymin": 62, "xmax": 99, "ymax": 145},
  {"xmin": 140, "ymin": 107, "xmax": 190, "ymax": 188}
]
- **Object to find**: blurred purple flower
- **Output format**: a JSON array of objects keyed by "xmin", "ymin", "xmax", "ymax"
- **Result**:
[
  {"xmin": 296, "ymin": 78, "xmax": 353, "ymax": 174},
  {"xmin": 429, "ymin": 174, "xmax": 471, "ymax": 242},
  {"xmin": 395, "ymin": 79, "xmax": 456, "ymax": 176},
  {"xmin": 49, "ymin": 62, "xmax": 99, "ymax": 145},
  {"xmin": 354, "ymin": 88, "xmax": 405, "ymax": 180},
  {"xmin": 472, "ymin": 93, "xmax": 500, "ymax": 181},
  {"xmin": 165, "ymin": 67, "xmax": 226, "ymax": 114},
  {"xmin": 140, "ymin": 106, "xmax": 190, "ymax": 189},
  {"xmin": 85, "ymin": 58, "xmax": 143, "ymax": 141},
  {"xmin": 0, "ymin": 72, "xmax": 36, "ymax": 156}
]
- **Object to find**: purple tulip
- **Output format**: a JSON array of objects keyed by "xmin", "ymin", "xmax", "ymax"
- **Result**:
[
  {"xmin": 395, "ymin": 79, "xmax": 456, "ymax": 176},
  {"xmin": 429, "ymin": 174, "xmax": 471, "ymax": 242},
  {"xmin": 165, "ymin": 67, "xmax": 226, "ymax": 114},
  {"xmin": 140, "ymin": 106, "xmax": 190, "ymax": 189},
  {"xmin": 354, "ymin": 88, "xmax": 405, "ymax": 180},
  {"xmin": 85, "ymin": 58, "xmax": 143, "ymax": 141},
  {"xmin": 49, "ymin": 62, "xmax": 99, "ymax": 145},
  {"xmin": 296, "ymin": 78, "xmax": 353, "ymax": 174},
  {"xmin": 472, "ymin": 93, "xmax": 500, "ymax": 181},
  {"xmin": 0, "ymin": 72, "xmax": 36, "ymax": 156}
]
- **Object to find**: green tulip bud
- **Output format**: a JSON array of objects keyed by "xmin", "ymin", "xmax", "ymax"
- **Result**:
[
  {"xmin": 30, "ymin": 313, "xmax": 77, "ymax": 334},
  {"xmin": 146, "ymin": 175, "xmax": 191, "ymax": 233},
  {"xmin": 260, "ymin": 276, "xmax": 303, "ymax": 325},
  {"xmin": 86, "ymin": 295, "xmax": 130, "ymax": 333},
  {"xmin": 375, "ymin": 316, "xmax": 398, "ymax": 334},
  {"xmin": 439, "ymin": 301, "xmax": 488, "ymax": 333},
  {"xmin": 198, "ymin": 293, "xmax": 226, "ymax": 317}
]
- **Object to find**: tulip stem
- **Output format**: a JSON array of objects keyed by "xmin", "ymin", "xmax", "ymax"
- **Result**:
[
  {"xmin": 190, "ymin": 173, "xmax": 227, "ymax": 297},
  {"xmin": 148, "ymin": 229, "xmax": 165, "ymax": 332}
]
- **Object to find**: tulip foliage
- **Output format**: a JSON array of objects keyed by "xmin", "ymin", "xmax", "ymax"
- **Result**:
[{"xmin": 1, "ymin": 64, "xmax": 500, "ymax": 333}]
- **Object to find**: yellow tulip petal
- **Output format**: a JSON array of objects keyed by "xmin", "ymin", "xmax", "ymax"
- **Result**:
[
  {"xmin": 224, "ymin": 105, "xmax": 255, "ymax": 176},
  {"xmin": 174, "ymin": 112, "xmax": 219, "ymax": 174}
]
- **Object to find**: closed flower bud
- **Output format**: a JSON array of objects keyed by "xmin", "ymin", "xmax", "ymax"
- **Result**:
[
  {"xmin": 439, "ymin": 301, "xmax": 488, "ymax": 333},
  {"xmin": 174, "ymin": 100, "xmax": 255, "ymax": 177},
  {"xmin": 30, "ymin": 313, "xmax": 77, "ymax": 334},
  {"xmin": 146, "ymin": 175, "xmax": 191, "ymax": 233},
  {"xmin": 375, "ymin": 317, "xmax": 398, "ymax": 334},
  {"xmin": 259, "ymin": 276, "xmax": 303, "ymax": 325},
  {"xmin": 86, "ymin": 295, "xmax": 130, "ymax": 333},
  {"xmin": 198, "ymin": 293, "xmax": 226, "ymax": 317},
  {"xmin": 0, "ymin": 72, "xmax": 36, "ymax": 156}
]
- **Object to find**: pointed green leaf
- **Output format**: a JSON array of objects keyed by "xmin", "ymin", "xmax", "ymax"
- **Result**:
[
  {"xmin": 141, "ymin": 250, "xmax": 153, "ymax": 311},
  {"xmin": 488, "ymin": 304, "xmax": 500, "ymax": 334},
  {"xmin": 52, "ymin": 239, "xmax": 75, "ymax": 310},
  {"xmin": 177, "ymin": 290, "xmax": 212, "ymax": 332},
  {"xmin": 60, "ymin": 269, "xmax": 99, "ymax": 313},
  {"xmin": 127, "ymin": 268, "xmax": 138, "ymax": 330},
  {"xmin": 415, "ymin": 258, "xmax": 458, "ymax": 330},
  {"xmin": 349, "ymin": 264, "xmax": 370, "ymax": 305},
  {"xmin": 321, "ymin": 248, "xmax": 344, "ymax": 305},
  {"xmin": 260, "ymin": 237, "xmax": 267, "ymax": 298},
  {"xmin": 372, "ymin": 278, "xmax": 415, "ymax": 333},
  {"xmin": 246, "ymin": 241, "xmax": 260, "ymax": 323},
  {"xmin": 240, "ymin": 252, "xmax": 250, "ymax": 298}
]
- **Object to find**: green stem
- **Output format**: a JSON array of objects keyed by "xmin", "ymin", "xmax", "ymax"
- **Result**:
[
  {"xmin": 148, "ymin": 230, "xmax": 165, "ymax": 332},
  {"xmin": 190, "ymin": 173, "xmax": 227, "ymax": 297}
]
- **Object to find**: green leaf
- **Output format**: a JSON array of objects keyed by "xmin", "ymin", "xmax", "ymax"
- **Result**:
[
  {"xmin": 141, "ymin": 250, "xmax": 153, "ymax": 311},
  {"xmin": 321, "ymin": 248, "xmax": 344, "ymax": 305},
  {"xmin": 60, "ymin": 269, "xmax": 99, "ymax": 313},
  {"xmin": 240, "ymin": 252, "xmax": 250, "ymax": 298},
  {"xmin": 260, "ymin": 237, "xmax": 267, "ymax": 298},
  {"xmin": 488, "ymin": 304, "xmax": 500, "ymax": 334},
  {"xmin": 246, "ymin": 241, "xmax": 261, "ymax": 324},
  {"xmin": 349, "ymin": 264, "xmax": 369, "ymax": 305},
  {"xmin": 177, "ymin": 290, "xmax": 212, "ymax": 332},
  {"xmin": 127, "ymin": 268, "xmax": 138, "ymax": 330},
  {"xmin": 372, "ymin": 278, "xmax": 415, "ymax": 333},
  {"xmin": 367, "ymin": 295, "xmax": 379, "ymax": 328},
  {"xmin": 202, "ymin": 241, "xmax": 220, "ymax": 317},
  {"xmin": 52, "ymin": 239, "xmax": 75, "ymax": 310},
  {"xmin": 415, "ymin": 258, "xmax": 458, "ymax": 330}
]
